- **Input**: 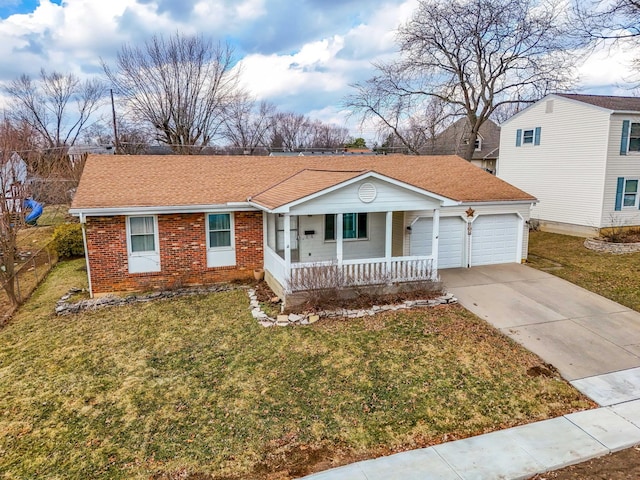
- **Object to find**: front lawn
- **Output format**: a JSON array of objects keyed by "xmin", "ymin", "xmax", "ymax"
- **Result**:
[
  {"xmin": 0, "ymin": 259, "xmax": 593, "ymax": 479},
  {"xmin": 528, "ymin": 231, "xmax": 640, "ymax": 312}
]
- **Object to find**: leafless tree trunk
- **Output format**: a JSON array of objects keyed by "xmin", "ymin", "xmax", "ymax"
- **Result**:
[
  {"xmin": 346, "ymin": 0, "xmax": 577, "ymax": 160},
  {"xmin": 104, "ymin": 33, "xmax": 241, "ymax": 154}
]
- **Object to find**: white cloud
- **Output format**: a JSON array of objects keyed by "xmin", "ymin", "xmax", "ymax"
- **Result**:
[{"xmin": 577, "ymin": 40, "xmax": 638, "ymax": 91}]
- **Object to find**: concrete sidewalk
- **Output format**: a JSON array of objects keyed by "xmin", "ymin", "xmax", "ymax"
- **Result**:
[{"xmin": 298, "ymin": 264, "xmax": 640, "ymax": 479}]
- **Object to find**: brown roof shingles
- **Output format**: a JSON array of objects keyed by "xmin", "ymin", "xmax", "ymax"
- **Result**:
[
  {"xmin": 556, "ymin": 94, "xmax": 640, "ymax": 112},
  {"xmin": 71, "ymin": 154, "xmax": 535, "ymax": 210}
]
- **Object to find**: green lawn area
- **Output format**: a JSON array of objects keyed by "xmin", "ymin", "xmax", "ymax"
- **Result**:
[
  {"xmin": 0, "ymin": 258, "xmax": 593, "ymax": 479},
  {"xmin": 528, "ymin": 231, "xmax": 640, "ymax": 312}
]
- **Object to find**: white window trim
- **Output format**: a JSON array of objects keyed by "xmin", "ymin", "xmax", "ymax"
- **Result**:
[
  {"xmin": 622, "ymin": 178, "xmax": 640, "ymax": 209},
  {"xmin": 323, "ymin": 213, "xmax": 369, "ymax": 243},
  {"xmin": 126, "ymin": 215, "xmax": 159, "ymax": 256},
  {"xmin": 206, "ymin": 212, "xmax": 235, "ymax": 252}
]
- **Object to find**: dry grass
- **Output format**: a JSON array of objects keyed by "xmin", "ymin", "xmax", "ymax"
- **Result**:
[
  {"xmin": 528, "ymin": 231, "xmax": 640, "ymax": 312},
  {"xmin": 0, "ymin": 258, "xmax": 594, "ymax": 479}
]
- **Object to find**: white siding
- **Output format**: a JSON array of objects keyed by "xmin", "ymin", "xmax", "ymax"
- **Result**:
[
  {"xmin": 296, "ymin": 213, "xmax": 386, "ymax": 262},
  {"xmin": 498, "ymin": 96, "xmax": 610, "ymax": 229},
  {"xmin": 288, "ymin": 178, "xmax": 441, "ymax": 215},
  {"xmin": 602, "ymin": 114, "xmax": 640, "ymax": 227}
]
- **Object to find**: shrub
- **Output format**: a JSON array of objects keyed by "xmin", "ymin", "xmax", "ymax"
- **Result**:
[{"xmin": 52, "ymin": 223, "xmax": 84, "ymax": 258}]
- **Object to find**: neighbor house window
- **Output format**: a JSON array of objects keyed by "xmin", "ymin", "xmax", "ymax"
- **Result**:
[
  {"xmin": 615, "ymin": 177, "xmax": 640, "ymax": 210},
  {"xmin": 630, "ymin": 123, "xmax": 640, "ymax": 152},
  {"xmin": 324, "ymin": 213, "xmax": 368, "ymax": 241},
  {"xmin": 128, "ymin": 216, "xmax": 157, "ymax": 253},
  {"xmin": 620, "ymin": 121, "xmax": 640, "ymax": 155},
  {"xmin": 207, "ymin": 213, "xmax": 232, "ymax": 248},
  {"xmin": 516, "ymin": 127, "xmax": 541, "ymax": 146},
  {"xmin": 624, "ymin": 179, "xmax": 639, "ymax": 207}
]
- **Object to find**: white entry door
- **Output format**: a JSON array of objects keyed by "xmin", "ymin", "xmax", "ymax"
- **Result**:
[
  {"xmin": 409, "ymin": 216, "xmax": 465, "ymax": 269},
  {"xmin": 470, "ymin": 214, "xmax": 519, "ymax": 266}
]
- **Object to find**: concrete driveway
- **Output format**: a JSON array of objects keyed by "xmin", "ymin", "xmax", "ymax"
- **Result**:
[{"xmin": 440, "ymin": 264, "xmax": 640, "ymax": 406}]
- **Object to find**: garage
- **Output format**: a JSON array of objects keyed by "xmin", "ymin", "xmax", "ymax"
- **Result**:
[
  {"xmin": 409, "ymin": 216, "xmax": 465, "ymax": 269},
  {"xmin": 470, "ymin": 214, "xmax": 520, "ymax": 266}
]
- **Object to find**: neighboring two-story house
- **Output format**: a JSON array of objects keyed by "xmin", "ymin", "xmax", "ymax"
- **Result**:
[
  {"xmin": 423, "ymin": 118, "xmax": 500, "ymax": 174},
  {"xmin": 498, "ymin": 94, "xmax": 640, "ymax": 237}
]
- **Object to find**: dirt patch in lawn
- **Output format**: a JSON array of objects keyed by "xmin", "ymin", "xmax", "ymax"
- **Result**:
[{"xmin": 530, "ymin": 447, "xmax": 640, "ymax": 479}]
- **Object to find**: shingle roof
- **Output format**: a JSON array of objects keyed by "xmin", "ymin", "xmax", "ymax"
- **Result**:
[
  {"xmin": 71, "ymin": 154, "xmax": 535, "ymax": 210},
  {"xmin": 556, "ymin": 94, "xmax": 640, "ymax": 112},
  {"xmin": 250, "ymin": 169, "xmax": 366, "ymax": 209}
]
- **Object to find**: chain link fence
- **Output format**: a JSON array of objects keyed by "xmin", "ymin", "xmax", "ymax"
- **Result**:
[{"xmin": 1, "ymin": 242, "xmax": 58, "ymax": 322}]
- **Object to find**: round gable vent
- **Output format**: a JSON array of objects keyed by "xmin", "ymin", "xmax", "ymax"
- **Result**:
[{"xmin": 358, "ymin": 182, "xmax": 377, "ymax": 203}]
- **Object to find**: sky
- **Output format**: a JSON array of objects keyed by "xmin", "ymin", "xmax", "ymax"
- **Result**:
[{"xmin": 0, "ymin": 0, "xmax": 637, "ymax": 142}]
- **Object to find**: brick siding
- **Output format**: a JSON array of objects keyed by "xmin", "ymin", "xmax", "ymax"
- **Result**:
[{"xmin": 86, "ymin": 211, "xmax": 264, "ymax": 293}]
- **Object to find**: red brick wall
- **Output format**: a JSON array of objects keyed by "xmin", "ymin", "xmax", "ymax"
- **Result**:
[{"xmin": 86, "ymin": 211, "xmax": 264, "ymax": 293}]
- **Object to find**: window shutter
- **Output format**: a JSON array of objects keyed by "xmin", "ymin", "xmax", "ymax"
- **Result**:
[
  {"xmin": 615, "ymin": 177, "xmax": 624, "ymax": 211},
  {"xmin": 534, "ymin": 127, "xmax": 541, "ymax": 146},
  {"xmin": 516, "ymin": 129, "xmax": 522, "ymax": 147},
  {"xmin": 621, "ymin": 120, "xmax": 630, "ymax": 155}
]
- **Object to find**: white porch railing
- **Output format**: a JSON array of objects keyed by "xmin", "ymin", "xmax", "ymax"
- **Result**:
[
  {"xmin": 265, "ymin": 246, "xmax": 435, "ymax": 292},
  {"xmin": 288, "ymin": 256, "xmax": 434, "ymax": 291}
]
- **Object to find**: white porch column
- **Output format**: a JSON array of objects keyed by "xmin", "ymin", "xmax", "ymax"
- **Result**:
[
  {"xmin": 431, "ymin": 208, "xmax": 440, "ymax": 279},
  {"xmin": 336, "ymin": 213, "xmax": 343, "ymax": 265},
  {"xmin": 283, "ymin": 214, "xmax": 291, "ymax": 274},
  {"xmin": 385, "ymin": 211, "xmax": 393, "ymax": 273}
]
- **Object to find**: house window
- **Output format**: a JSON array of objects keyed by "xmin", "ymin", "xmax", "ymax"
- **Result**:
[
  {"xmin": 129, "ymin": 216, "xmax": 157, "ymax": 253},
  {"xmin": 523, "ymin": 129, "xmax": 534, "ymax": 144},
  {"xmin": 206, "ymin": 213, "xmax": 236, "ymax": 268},
  {"xmin": 127, "ymin": 215, "xmax": 160, "ymax": 274},
  {"xmin": 324, "ymin": 213, "xmax": 368, "ymax": 241},
  {"xmin": 624, "ymin": 179, "xmax": 639, "ymax": 207},
  {"xmin": 207, "ymin": 214, "xmax": 232, "ymax": 248}
]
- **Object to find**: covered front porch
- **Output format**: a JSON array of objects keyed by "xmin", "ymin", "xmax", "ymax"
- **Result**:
[{"xmin": 263, "ymin": 210, "xmax": 441, "ymax": 296}]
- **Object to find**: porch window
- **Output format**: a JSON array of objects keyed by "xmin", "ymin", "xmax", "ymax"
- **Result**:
[{"xmin": 324, "ymin": 213, "xmax": 368, "ymax": 241}]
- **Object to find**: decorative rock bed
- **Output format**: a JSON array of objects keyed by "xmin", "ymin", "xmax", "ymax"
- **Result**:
[
  {"xmin": 55, "ymin": 284, "xmax": 236, "ymax": 315},
  {"xmin": 55, "ymin": 284, "xmax": 458, "ymax": 325},
  {"xmin": 584, "ymin": 238, "xmax": 640, "ymax": 254},
  {"xmin": 248, "ymin": 288, "xmax": 458, "ymax": 327}
]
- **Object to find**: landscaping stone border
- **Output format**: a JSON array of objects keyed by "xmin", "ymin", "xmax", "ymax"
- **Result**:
[
  {"xmin": 584, "ymin": 238, "xmax": 640, "ymax": 254},
  {"xmin": 248, "ymin": 288, "xmax": 458, "ymax": 327},
  {"xmin": 55, "ymin": 284, "xmax": 236, "ymax": 315},
  {"xmin": 55, "ymin": 284, "xmax": 458, "ymax": 324}
]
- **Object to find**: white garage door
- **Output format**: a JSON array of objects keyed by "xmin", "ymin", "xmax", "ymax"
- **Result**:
[
  {"xmin": 409, "ymin": 216, "xmax": 465, "ymax": 269},
  {"xmin": 471, "ymin": 214, "xmax": 520, "ymax": 266}
]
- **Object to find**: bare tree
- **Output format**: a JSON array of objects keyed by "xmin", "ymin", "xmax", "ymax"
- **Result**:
[
  {"xmin": 346, "ymin": 0, "xmax": 576, "ymax": 160},
  {"xmin": 573, "ymin": 1, "xmax": 640, "ymax": 41},
  {"xmin": 5, "ymin": 69, "xmax": 104, "ymax": 150},
  {"xmin": 104, "ymin": 33, "xmax": 241, "ymax": 154},
  {"xmin": 269, "ymin": 112, "xmax": 311, "ymax": 151},
  {"xmin": 307, "ymin": 120, "xmax": 349, "ymax": 150},
  {"xmin": 221, "ymin": 95, "xmax": 275, "ymax": 154}
]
